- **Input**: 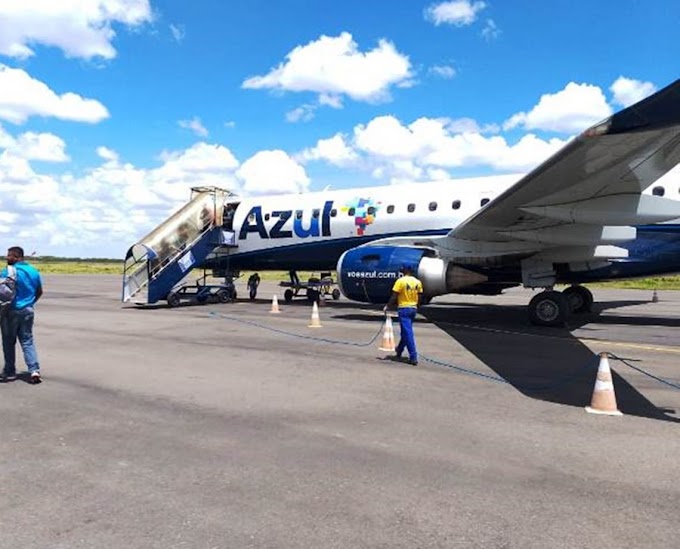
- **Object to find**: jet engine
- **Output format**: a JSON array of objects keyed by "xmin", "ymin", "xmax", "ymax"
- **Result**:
[{"xmin": 337, "ymin": 246, "xmax": 488, "ymax": 303}]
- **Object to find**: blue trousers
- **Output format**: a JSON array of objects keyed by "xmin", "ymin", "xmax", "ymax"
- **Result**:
[
  {"xmin": 395, "ymin": 307, "xmax": 418, "ymax": 361},
  {"xmin": 1, "ymin": 306, "xmax": 40, "ymax": 376}
]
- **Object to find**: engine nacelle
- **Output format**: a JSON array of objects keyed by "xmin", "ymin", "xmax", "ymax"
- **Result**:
[{"xmin": 337, "ymin": 246, "xmax": 488, "ymax": 303}]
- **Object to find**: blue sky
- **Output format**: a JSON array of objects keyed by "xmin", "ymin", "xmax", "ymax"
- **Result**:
[{"xmin": 0, "ymin": 0, "xmax": 678, "ymax": 258}]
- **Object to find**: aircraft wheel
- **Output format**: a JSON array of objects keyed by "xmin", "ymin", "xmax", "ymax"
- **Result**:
[
  {"xmin": 332, "ymin": 288, "xmax": 341, "ymax": 300},
  {"xmin": 217, "ymin": 289, "xmax": 232, "ymax": 303},
  {"xmin": 528, "ymin": 291, "xmax": 569, "ymax": 326},
  {"xmin": 167, "ymin": 292, "xmax": 180, "ymax": 308},
  {"xmin": 284, "ymin": 289, "xmax": 294, "ymax": 302},
  {"xmin": 562, "ymin": 285, "xmax": 593, "ymax": 313}
]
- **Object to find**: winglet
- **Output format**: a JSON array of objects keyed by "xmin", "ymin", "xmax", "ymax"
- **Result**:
[{"xmin": 585, "ymin": 79, "xmax": 680, "ymax": 136}]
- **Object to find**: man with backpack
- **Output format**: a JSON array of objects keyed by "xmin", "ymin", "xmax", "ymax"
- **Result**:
[{"xmin": 0, "ymin": 246, "xmax": 43, "ymax": 384}]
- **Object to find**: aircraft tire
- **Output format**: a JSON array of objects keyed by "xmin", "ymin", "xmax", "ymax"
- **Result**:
[
  {"xmin": 332, "ymin": 288, "xmax": 341, "ymax": 300},
  {"xmin": 217, "ymin": 289, "xmax": 232, "ymax": 303},
  {"xmin": 528, "ymin": 291, "xmax": 569, "ymax": 326},
  {"xmin": 167, "ymin": 292, "xmax": 180, "ymax": 308},
  {"xmin": 284, "ymin": 289, "xmax": 294, "ymax": 302},
  {"xmin": 562, "ymin": 285, "xmax": 593, "ymax": 313}
]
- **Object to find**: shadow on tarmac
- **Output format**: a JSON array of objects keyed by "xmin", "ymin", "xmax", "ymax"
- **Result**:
[{"xmin": 419, "ymin": 299, "xmax": 680, "ymax": 423}]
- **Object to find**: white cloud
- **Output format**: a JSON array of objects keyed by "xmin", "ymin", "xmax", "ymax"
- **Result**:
[
  {"xmin": 0, "ymin": 0, "xmax": 152, "ymax": 60},
  {"xmin": 503, "ymin": 82, "xmax": 612, "ymax": 133},
  {"xmin": 425, "ymin": 1, "xmax": 486, "ymax": 26},
  {"xmin": 0, "ymin": 140, "xmax": 245, "ymax": 257},
  {"xmin": 286, "ymin": 104, "xmax": 317, "ymax": 123},
  {"xmin": 481, "ymin": 19, "xmax": 500, "ymax": 40},
  {"xmin": 299, "ymin": 134, "xmax": 358, "ymax": 166},
  {"xmin": 170, "ymin": 23, "xmax": 186, "ymax": 43},
  {"xmin": 0, "ymin": 125, "xmax": 69, "ymax": 162},
  {"xmin": 224, "ymin": 121, "xmax": 236, "ymax": 128},
  {"xmin": 178, "ymin": 117, "xmax": 209, "ymax": 137},
  {"xmin": 242, "ymin": 32, "xmax": 413, "ymax": 104},
  {"xmin": 0, "ymin": 65, "xmax": 109, "ymax": 124},
  {"xmin": 444, "ymin": 117, "xmax": 499, "ymax": 134},
  {"xmin": 96, "ymin": 146, "xmax": 119, "ymax": 163},
  {"xmin": 236, "ymin": 150, "xmax": 309, "ymax": 195},
  {"xmin": 10, "ymin": 132, "xmax": 69, "ymax": 162},
  {"xmin": 429, "ymin": 65, "xmax": 456, "ymax": 79},
  {"xmin": 610, "ymin": 76, "xmax": 656, "ymax": 108},
  {"xmin": 300, "ymin": 112, "xmax": 569, "ymax": 184}
]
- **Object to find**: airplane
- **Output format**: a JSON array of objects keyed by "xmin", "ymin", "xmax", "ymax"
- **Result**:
[{"xmin": 123, "ymin": 79, "xmax": 680, "ymax": 326}]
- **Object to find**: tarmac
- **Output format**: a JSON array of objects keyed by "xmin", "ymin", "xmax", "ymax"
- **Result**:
[{"xmin": 1, "ymin": 275, "xmax": 679, "ymax": 548}]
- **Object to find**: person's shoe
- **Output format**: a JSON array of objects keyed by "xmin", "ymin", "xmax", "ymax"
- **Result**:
[
  {"xmin": 408, "ymin": 359, "xmax": 418, "ymax": 366},
  {"xmin": 1, "ymin": 372, "xmax": 17, "ymax": 381},
  {"xmin": 30, "ymin": 372, "xmax": 42, "ymax": 384}
]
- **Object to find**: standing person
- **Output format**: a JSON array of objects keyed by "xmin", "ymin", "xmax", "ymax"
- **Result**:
[
  {"xmin": 0, "ymin": 246, "xmax": 43, "ymax": 383},
  {"xmin": 384, "ymin": 264, "xmax": 423, "ymax": 365}
]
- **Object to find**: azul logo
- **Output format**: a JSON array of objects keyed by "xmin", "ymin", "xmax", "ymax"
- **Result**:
[
  {"xmin": 239, "ymin": 201, "xmax": 334, "ymax": 240},
  {"xmin": 341, "ymin": 197, "xmax": 380, "ymax": 236}
]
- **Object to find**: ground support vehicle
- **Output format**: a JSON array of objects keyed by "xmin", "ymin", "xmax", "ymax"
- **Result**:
[{"xmin": 279, "ymin": 271, "xmax": 341, "ymax": 303}]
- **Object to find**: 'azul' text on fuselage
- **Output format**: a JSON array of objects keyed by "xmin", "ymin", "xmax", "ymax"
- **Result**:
[{"xmin": 239, "ymin": 201, "xmax": 334, "ymax": 240}]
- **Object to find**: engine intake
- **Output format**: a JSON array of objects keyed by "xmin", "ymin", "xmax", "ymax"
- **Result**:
[{"xmin": 337, "ymin": 246, "xmax": 488, "ymax": 303}]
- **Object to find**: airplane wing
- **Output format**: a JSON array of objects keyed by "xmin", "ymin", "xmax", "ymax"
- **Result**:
[{"xmin": 449, "ymin": 79, "xmax": 680, "ymax": 248}]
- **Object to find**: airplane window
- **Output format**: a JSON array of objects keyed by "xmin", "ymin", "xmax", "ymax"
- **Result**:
[
  {"xmin": 387, "ymin": 205, "xmax": 394, "ymax": 214},
  {"xmin": 367, "ymin": 206, "xmax": 376, "ymax": 215},
  {"xmin": 264, "ymin": 213, "xmax": 270, "ymax": 221},
  {"xmin": 481, "ymin": 198, "xmax": 490, "ymax": 206},
  {"xmin": 452, "ymin": 200, "xmax": 461, "ymax": 210},
  {"xmin": 348, "ymin": 207, "xmax": 356, "ymax": 216},
  {"xmin": 429, "ymin": 202, "xmax": 437, "ymax": 211},
  {"xmin": 312, "ymin": 209, "xmax": 320, "ymax": 218},
  {"xmin": 295, "ymin": 210, "xmax": 303, "ymax": 220},
  {"xmin": 330, "ymin": 209, "xmax": 337, "ymax": 217},
  {"xmin": 652, "ymin": 186, "xmax": 665, "ymax": 197},
  {"xmin": 407, "ymin": 203, "xmax": 416, "ymax": 212}
]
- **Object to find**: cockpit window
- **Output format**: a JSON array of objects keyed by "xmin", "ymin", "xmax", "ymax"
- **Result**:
[{"xmin": 481, "ymin": 198, "xmax": 490, "ymax": 206}]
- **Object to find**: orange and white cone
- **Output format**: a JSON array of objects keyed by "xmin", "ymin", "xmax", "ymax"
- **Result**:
[
  {"xmin": 585, "ymin": 353, "xmax": 622, "ymax": 416},
  {"xmin": 378, "ymin": 316, "xmax": 396, "ymax": 352},
  {"xmin": 308, "ymin": 301, "xmax": 322, "ymax": 328},
  {"xmin": 270, "ymin": 294, "xmax": 281, "ymax": 314}
]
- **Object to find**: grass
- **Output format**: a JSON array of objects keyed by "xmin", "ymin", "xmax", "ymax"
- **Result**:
[{"xmin": 24, "ymin": 259, "xmax": 680, "ymax": 290}]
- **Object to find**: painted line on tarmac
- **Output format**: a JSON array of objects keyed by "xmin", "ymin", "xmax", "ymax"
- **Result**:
[{"xmin": 432, "ymin": 321, "xmax": 680, "ymax": 355}]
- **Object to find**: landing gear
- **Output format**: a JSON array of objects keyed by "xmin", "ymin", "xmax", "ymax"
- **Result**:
[
  {"xmin": 528, "ymin": 290, "xmax": 569, "ymax": 327},
  {"xmin": 562, "ymin": 285, "xmax": 593, "ymax": 313}
]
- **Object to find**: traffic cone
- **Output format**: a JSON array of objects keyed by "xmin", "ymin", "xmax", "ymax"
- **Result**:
[
  {"xmin": 308, "ymin": 301, "xmax": 322, "ymax": 328},
  {"xmin": 378, "ymin": 316, "xmax": 396, "ymax": 352},
  {"xmin": 585, "ymin": 353, "xmax": 623, "ymax": 416},
  {"xmin": 652, "ymin": 289, "xmax": 659, "ymax": 303},
  {"xmin": 270, "ymin": 294, "xmax": 281, "ymax": 314}
]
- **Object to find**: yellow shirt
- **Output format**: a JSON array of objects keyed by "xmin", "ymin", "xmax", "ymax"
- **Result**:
[{"xmin": 391, "ymin": 275, "xmax": 423, "ymax": 307}]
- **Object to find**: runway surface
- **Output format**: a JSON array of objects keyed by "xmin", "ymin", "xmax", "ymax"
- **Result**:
[{"xmin": 1, "ymin": 275, "xmax": 679, "ymax": 548}]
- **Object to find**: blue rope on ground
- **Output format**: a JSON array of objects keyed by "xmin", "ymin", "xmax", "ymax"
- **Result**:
[
  {"xmin": 419, "ymin": 352, "xmax": 600, "ymax": 392},
  {"xmin": 208, "ymin": 311, "xmax": 384, "ymax": 347},
  {"xmin": 208, "ymin": 311, "xmax": 680, "ymax": 392},
  {"xmin": 608, "ymin": 352, "xmax": 680, "ymax": 390}
]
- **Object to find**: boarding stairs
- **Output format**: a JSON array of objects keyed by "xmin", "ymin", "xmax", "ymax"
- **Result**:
[{"xmin": 122, "ymin": 187, "xmax": 237, "ymax": 305}]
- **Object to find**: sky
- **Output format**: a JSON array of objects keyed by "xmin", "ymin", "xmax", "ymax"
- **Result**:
[{"xmin": 0, "ymin": 0, "xmax": 678, "ymax": 258}]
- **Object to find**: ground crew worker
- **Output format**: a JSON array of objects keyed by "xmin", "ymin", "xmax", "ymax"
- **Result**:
[{"xmin": 384, "ymin": 264, "xmax": 423, "ymax": 365}]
